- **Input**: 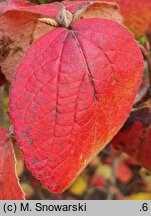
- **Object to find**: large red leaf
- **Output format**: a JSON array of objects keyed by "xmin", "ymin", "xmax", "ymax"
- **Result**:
[
  {"xmin": 111, "ymin": 107, "xmax": 151, "ymax": 171},
  {"xmin": 0, "ymin": 127, "xmax": 24, "ymax": 199},
  {"xmin": 0, "ymin": 0, "xmax": 122, "ymax": 83},
  {"xmin": 9, "ymin": 18, "xmax": 143, "ymax": 192},
  {"xmin": 71, "ymin": 0, "xmax": 151, "ymax": 39}
]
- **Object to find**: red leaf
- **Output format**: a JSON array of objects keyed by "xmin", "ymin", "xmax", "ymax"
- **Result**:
[
  {"xmin": 112, "ymin": 107, "xmax": 151, "ymax": 171},
  {"xmin": 0, "ymin": 127, "xmax": 24, "ymax": 200},
  {"xmin": 9, "ymin": 18, "xmax": 143, "ymax": 192}
]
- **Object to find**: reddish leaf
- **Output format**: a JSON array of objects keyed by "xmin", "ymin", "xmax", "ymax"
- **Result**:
[
  {"xmin": 0, "ymin": 127, "xmax": 24, "ymax": 200},
  {"xmin": 112, "ymin": 107, "xmax": 151, "ymax": 171},
  {"xmin": 71, "ymin": 0, "xmax": 151, "ymax": 39},
  {"xmin": 0, "ymin": 1, "xmax": 122, "ymax": 83},
  {"xmin": 9, "ymin": 17, "xmax": 143, "ymax": 192}
]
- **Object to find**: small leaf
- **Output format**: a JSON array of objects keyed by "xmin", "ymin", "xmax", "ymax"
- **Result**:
[{"xmin": 0, "ymin": 127, "xmax": 24, "ymax": 200}]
